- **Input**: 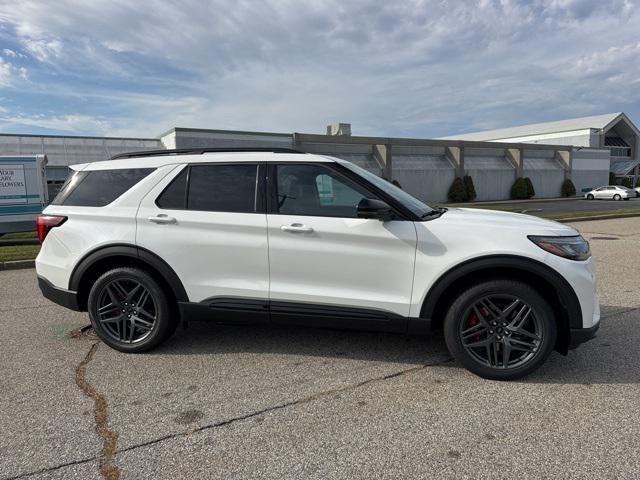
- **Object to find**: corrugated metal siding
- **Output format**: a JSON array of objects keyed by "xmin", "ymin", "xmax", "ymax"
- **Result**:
[
  {"xmin": 393, "ymin": 154, "xmax": 454, "ymax": 203},
  {"xmin": 465, "ymin": 154, "xmax": 513, "ymax": 201}
]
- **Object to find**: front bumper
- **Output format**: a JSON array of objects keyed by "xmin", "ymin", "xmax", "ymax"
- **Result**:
[
  {"xmin": 568, "ymin": 322, "xmax": 600, "ymax": 349},
  {"xmin": 38, "ymin": 276, "xmax": 81, "ymax": 311}
]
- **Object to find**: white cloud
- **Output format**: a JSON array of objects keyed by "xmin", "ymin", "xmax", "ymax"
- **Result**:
[
  {"xmin": 0, "ymin": 55, "xmax": 28, "ymax": 86},
  {"xmin": 0, "ymin": 0, "xmax": 638, "ymax": 136},
  {"xmin": 0, "ymin": 113, "xmax": 111, "ymax": 132}
]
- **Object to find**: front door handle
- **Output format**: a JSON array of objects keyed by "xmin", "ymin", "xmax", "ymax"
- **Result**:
[
  {"xmin": 148, "ymin": 214, "xmax": 177, "ymax": 225},
  {"xmin": 281, "ymin": 223, "xmax": 314, "ymax": 233}
]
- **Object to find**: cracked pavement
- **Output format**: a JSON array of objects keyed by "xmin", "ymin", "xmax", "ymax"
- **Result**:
[{"xmin": 1, "ymin": 217, "xmax": 640, "ymax": 479}]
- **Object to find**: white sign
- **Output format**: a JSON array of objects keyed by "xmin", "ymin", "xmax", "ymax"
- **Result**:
[{"xmin": 0, "ymin": 165, "xmax": 27, "ymax": 204}]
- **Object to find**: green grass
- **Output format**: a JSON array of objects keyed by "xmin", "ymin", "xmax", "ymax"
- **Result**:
[
  {"xmin": 1, "ymin": 231, "xmax": 38, "ymax": 240},
  {"xmin": 0, "ymin": 245, "xmax": 40, "ymax": 262}
]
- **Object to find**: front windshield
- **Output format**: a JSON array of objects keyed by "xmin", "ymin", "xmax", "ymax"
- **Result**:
[{"xmin": 343, "ymin": 162, "xmax": 433, "ymax": 218}]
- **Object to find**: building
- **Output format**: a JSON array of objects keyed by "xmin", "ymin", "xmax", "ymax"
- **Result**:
[
  {"xmin": 441, "ymin": 112, "xmax": 640, "ymax": 185},
  {"xmin": 2, "ymin": 113, "xmax": 633, "ymax": 203},
  {"xmin": 0, "ymin": 133, "xmax": 161, "ymax": 197}
]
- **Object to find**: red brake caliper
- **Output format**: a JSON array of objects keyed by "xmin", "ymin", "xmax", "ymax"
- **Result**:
[{"xmin": 467, "ymin": 312, "xmax": 481, "ymax": 342}]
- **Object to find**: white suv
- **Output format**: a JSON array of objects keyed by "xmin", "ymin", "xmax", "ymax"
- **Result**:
[{"xmin": 36, "ymin": 148, "xmax": 600, "ymax": 380}]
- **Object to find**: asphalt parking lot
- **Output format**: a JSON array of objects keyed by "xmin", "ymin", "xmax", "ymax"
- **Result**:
[
  {"xmin": 2, "ymin": 217, "xmax": 640, "ymax": 480},
  {"xmin": 446, "ymin": 196, "xmax": 640, "ymax": 215}
]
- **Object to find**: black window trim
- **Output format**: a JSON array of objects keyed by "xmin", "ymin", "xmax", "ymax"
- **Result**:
[
  {"xmin": 155, "ymin": 162, "xmax": 266, "ymax": 214},
  {"xmin": 266, "ymin": 161, "xmax": 415, "ymax": 220}
]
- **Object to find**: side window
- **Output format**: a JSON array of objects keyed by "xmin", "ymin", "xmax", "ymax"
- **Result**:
[
  {"xmin": 156, "ymin": 167, "xmax": 188, "ymax": 209},
  {"xmin": 156, "ymin": 164, "xmax": 259, "ymax": 213},
  {"xmin": 52, "ymin": 168, "xmax": 154, "ymax": 207},
  {"xmin": 274, "ymin": 163, "xmax": 373, "ymax": 218}
]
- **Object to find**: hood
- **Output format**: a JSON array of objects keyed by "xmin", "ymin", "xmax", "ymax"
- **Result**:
[{"xmin": 438, "ymin": 207, "xmax": 578, "ymax": 235}]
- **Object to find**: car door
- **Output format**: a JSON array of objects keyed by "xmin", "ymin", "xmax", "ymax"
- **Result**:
[
  {"xmin": 265, "ymin": 161, "xmax": 417, "ymax": 331},
  {"xmin": 594, "ymin": 187, "xmax": 607, "ymax": 199},
  {"xmin": 136, "ymin": 162, "xmax": 269, "ymax": 317}
]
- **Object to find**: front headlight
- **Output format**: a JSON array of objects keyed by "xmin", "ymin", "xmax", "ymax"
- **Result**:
[{"xmin": 528, "ymin": 235, "xmax": 591, "ymax": 261}]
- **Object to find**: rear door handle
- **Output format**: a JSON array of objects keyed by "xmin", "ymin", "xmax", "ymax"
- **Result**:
[
  {"xmin": 148, "ymin": 214, "xmax": 177, "ymax": 224},
  {"xmin": 281, "ymin": 223, "xmax": 314, "ymax": 233}
]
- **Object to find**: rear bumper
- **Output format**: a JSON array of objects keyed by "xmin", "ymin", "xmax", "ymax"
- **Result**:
[
  {"xmin": 37, "ymin": 276, "xmax": 81, "ymax": 311},
  {"xmin": 568, "ymin": 322, "xmax": 600, "ymax": 349}
]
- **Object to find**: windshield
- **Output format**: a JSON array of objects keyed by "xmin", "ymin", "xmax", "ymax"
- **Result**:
[{"xmin": 342, "ymin": 162, "xmax": 433, "ymax": 218}]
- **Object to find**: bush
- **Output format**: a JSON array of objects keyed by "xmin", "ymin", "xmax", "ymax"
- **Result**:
[
  {"xmin": 463, "ymin": 175, "xmax": 476, "ymax": 201},
  {"xmin": 524, "ymin": 177, "xmax": 535, "ymax": 198},
  {"xmin": 391, "ymin": 179, "xmax": 402, "ymax": 189},
  {"xmin": 621, "ymin": 176, "xmax": 633, "ymax": 188},
  {"xmin": 510, "ymin": 177, "xmax": 530, "ymax": 199},
  {"xmin": 561, "ymin": 178, "xmax": 576, "ymax": 197},
  {"xmin": 609, "ymin": 172, "xmax": 617, "ymax": 185},
  {"xmin": 448, "ymin": 177, "xmax": 468, "ymax": 202}
]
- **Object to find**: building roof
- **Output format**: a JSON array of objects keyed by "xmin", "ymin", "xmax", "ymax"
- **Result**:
[{"xmin": 440, "ymin": 112, "xmax": 629, "ymax": 141}]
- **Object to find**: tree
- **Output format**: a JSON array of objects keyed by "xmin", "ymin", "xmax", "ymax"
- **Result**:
[
  {"xmin": 510, "ymin": 177, "xmax": 530, "ymax": 199},
  {"xmin": 524, "ymin": 177, "xmax": 535, "ymax": 198},
  {"xmin": 463, "ymin": 175, "xmax": 477, "ymax": 201},
  {"xmin": 448, "ymin": 177, "xmax": 468, "ymax": 202},
  {"xmin": 561, "ymin": 178, "xmax": 576, "ymax": 197},
  {"xmin": 621, "ymin": 176, "xmax": 633, "ymax": 188}
]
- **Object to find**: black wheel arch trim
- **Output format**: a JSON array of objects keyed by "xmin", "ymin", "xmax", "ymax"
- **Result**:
[
  {"xmin": 68, "ymin": 243, "xmax": 189, "ymax": 304},
  {"xmin": 420, "ymin": 254, "xmax": 583, "ymax": 330}
]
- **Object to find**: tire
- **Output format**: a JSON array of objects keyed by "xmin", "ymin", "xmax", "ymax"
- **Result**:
[
  {"xmin": 586, "ymin": 194, "xmax": 594, "ymax": 200},
  {"xmin": 443, "ymin": 280, "xmax": 557, "ymax": 381},
  {"xmin": 613, "ymin": 194, "xmax": 621, "ymax": 201},
  {"xmin": 624, "ymin": 197, "xmax": 630, "ymax": 201},
  {"xmin": 88, "ymin": 267, "xmax": 177, "ymax": 352}
]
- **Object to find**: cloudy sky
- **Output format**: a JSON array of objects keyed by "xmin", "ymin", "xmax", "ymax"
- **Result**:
[{"xmin": 0, "ymin": 0, "xmax": 638, "ymax": 139}]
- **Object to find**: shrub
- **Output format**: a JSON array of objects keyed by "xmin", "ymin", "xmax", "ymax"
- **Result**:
[
  {"xmin": 391, "ymin": 179, "xmax": 402, "ymax": 189},
  {"xmin": 609, "ymin": 172, "xmax": 617, "ymax": 185},
  {"xmin": 448, "ymin": 177, "xmax": 468, "ymax": 202},
  {"xmin": 561, "ymin": 178, "xmax": 576, "ymax": 197},
  {"xmin": 463, "ymin": 175, "xmax": 477, "ymax": 201},
  {"xmin": 524, "ymin": 177, "xmax": 535, "ymax": 198},
  {"xmin": 621, "ymin": 176, "xmax": 633, "ymax": 188},
  {"xmin": 510, "ymin": 177, "xmax": 530, "ymax": 199}
]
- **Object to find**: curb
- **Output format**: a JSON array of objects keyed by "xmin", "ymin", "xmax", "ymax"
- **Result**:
[
  {"xmin": 556, "ymin": 212, "xmax": 640, "ymax": 223},
  {"xmin": 0, "ymin": 259, "xmax": 35, "ymax": 271}
]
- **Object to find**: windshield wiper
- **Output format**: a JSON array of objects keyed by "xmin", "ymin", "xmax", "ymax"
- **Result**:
[{"xmin": 420, "ymin": 207, "xmax": 447, "ymax": 219}]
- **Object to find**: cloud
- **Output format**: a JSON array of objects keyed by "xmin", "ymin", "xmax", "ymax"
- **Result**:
[
  {"xmin": 0, "ymin": 113, "xmax": 111, "ymax": 132},
  {"xmin": 0, "ymin": 55, "xmax": 27, "ymax": 86},
  {"xmin": 0, "ymin": 0, "xmax": 638, "ymax": 137}
]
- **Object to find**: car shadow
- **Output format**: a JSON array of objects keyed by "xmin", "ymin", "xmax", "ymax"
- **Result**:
[{"xmin": 153, "ymin": 304, "xmax": 638, "ymax": 385}]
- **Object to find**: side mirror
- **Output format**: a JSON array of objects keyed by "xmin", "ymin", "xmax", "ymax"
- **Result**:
[{"xmin": 357, "ymin": 198, "xmax": 394, "ymax": 221}]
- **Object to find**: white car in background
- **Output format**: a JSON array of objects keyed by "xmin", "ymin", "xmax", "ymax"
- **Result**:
[{"xmin": 584, "ymin": 185, "xmax": 634, "ymax": 200}]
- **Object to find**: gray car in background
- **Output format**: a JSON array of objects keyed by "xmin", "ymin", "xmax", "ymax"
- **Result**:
[{"xmin": 585, "ymin": 185, "xmax": 634, "ymax": 200}]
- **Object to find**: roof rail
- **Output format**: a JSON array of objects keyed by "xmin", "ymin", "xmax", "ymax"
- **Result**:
[{"xmin": 110, "ymin": 147, "xmax": 305, "ymax": 160}]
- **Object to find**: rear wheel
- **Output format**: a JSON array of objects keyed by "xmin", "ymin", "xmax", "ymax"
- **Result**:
[
  {"xmin": 88, "ymin": 267, "xmax": 177, "ymax": 352},
  {"xmin": 613, "ymin": 194, "xmax": 621, "ymax": 201},
  {"xmin": 444, "ymin": 280, "xmax": 557, "ymax": 380},
  {"xmin": 586, "ymin": 194, "xmax": 594, "ymax": 200}
]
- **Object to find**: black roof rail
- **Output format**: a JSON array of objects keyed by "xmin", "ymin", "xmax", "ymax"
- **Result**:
[{"xmin": 110, "ymin": 147, "xmax": 305, "ymax": 160}]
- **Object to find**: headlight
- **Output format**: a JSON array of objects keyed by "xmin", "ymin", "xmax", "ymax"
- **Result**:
[{"xmin": 528, "ymin": 235, "xmax": 591, "ymax": 261}]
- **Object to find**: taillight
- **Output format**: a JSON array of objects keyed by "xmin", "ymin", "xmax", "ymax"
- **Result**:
[{"xmin": 36, "ymin": 215, "xmax": 67, "ymax": 242}]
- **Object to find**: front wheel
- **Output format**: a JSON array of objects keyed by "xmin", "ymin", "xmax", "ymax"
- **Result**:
[
  {"xmin": 88, "ymin": 267, "xmax": 177, "ymax": 352},
  {"xmin": 444, "ymin": 280, "xmax": 557, "ymax": 380},
  {"xmin": 613, "ymin": 194, "xmax": 621, "ymax": 201},
  {"xmin": 586, "ymin": 194, "xmax": 594, "ymax": 200}
]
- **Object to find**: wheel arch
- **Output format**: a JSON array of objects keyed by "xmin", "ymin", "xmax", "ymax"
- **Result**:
[
  {"xmin": 69, "ymin": 244, "xmax": 188, "ymax": 311},
  {"xmin": 420, "ymin": 255, "xmax": 582, "ymax": 354}
]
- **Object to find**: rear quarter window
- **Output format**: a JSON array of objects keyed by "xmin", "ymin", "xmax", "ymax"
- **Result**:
[{"xmin": 52, "ymin": 168, "xmax": 154, "ymax": 207}]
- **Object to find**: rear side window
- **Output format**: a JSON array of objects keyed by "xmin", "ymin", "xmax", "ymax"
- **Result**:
[
  {"xmin": 52, "ymin": 168, "xmax": 154, "ymax": 207},
  {"xmin": 156, "ymin": 164, "xmax": 259, "ymax": 213}
]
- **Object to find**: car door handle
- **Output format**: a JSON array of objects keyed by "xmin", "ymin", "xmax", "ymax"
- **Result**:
[
  {"xmin": 148, "ymin": 215, "xmax": 177, "ymax": 224},
  {"xmin": 281, "ymin": 223, "xmax": 314, "ymax": 233}
]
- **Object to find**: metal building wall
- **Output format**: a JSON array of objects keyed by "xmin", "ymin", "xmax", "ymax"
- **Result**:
[
  {"xmin": 464, "ymin": 148, "xmax": 514, "ymax": 201},
  {"xmin": 571, "ymin": 148, "xmax": 610, "ymax": 193},
  {"xmin": 392, "ymin": 146, "xmax": 454, "ymax": 203},
  {"xmin": 298, "ymin": 143, "xmax": 381, "ymax": 175},
  {"xmin": 523, "ymin": 149, "xmax": 565, "ymax": 198}
]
